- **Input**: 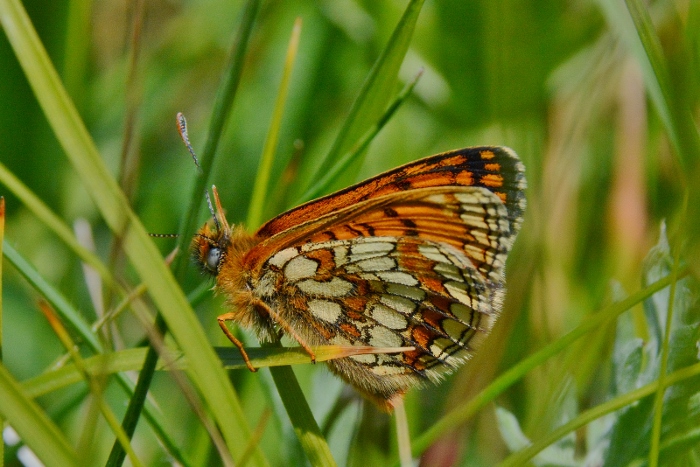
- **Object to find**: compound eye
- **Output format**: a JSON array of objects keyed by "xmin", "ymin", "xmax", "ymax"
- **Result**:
[{"xmin": 206, "ymin": 247, "xmax": 222, "ymax": 272}]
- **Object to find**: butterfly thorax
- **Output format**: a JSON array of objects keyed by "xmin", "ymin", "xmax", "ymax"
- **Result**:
[{"xmin": 192, "ymin": 223, "xmax": 278, "ymax": 337}]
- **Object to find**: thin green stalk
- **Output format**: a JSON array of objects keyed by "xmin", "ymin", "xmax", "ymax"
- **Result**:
[
  {"xmin": 649, "ymin": 208, "xmax": 685, "ymax": 467},
  {"xmin": 265, "ymin": 342, "xmax": 337, "ymax": 467},
  {"xmin": 247, "ymin": 17, "xmax": 302, "ymax": 229},
  {"xmin": 174, "ymin": 0, "xmax": 260, "ymax": 281},
  {"xmin": 40, "ymin": 302, "xmax": 143, "ymax": 467},
  {"xmin": 405, "ymin": 268, "xmax": 689, "ymax": 461},
  {"xmin": 105, "ymin": 315, "xmax": 166, "ymax": 467},
  {"xmin": 0, "ymin": 0, "xmax": 264, "ymax": 461},
  {"xmin": 295, "ymin": 69, "xmax": 423, "ymax": 205},
  {"xmin": 0, "ymin": 199, "xmax": 4, "ymax": 364},
  {"xmin": 500, "ymin": 361, "xmax": 700, "ymax": 466},
  {"xmin": 394, "ymin": 400, "xmax": 412, "ymax": 467},
  {"xmin": 0, "ymin": 364, "xmax": 78, "ymax": 467},
  {"xmin": 0, "ymin": 198, "xmax": 4, "ymax": 466}
]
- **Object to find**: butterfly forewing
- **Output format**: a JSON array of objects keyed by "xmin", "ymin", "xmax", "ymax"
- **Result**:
[
  {"xmin": 194, "ymin": 146, "xmax": 526, "ymax": 410},
  {"xmin": 255, "ymin": 146, "xmax": 525, "ymax": 240}
]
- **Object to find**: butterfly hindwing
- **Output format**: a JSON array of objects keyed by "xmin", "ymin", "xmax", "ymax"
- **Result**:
[{"xmin": 248, "ymin": 187, "xmax": 513, "ymax": 403}]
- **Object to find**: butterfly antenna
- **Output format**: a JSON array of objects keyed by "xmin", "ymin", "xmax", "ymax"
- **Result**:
[
  {"xmin": 211, "ymin": 186, "xmax": 230, "ymax": 233},
  {"xmin": 176, "ymin": 112, "xmax": 203, "ymax": 174},
  {"xmin": 149, "ymin": 233, "xmax": 180, "ymax": 238},
  {"xmin": 204, "ymin": 190, "xmax": 221, "ymax": 232}
]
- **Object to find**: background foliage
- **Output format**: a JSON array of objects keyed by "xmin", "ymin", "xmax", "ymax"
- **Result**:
[{"xmin": 1, "ymin": 0, "xmax": 699, "ymax": 465}]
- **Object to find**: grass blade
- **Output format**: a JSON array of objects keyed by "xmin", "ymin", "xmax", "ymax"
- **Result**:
[
  {"xmin": 0, "ymin": 161, "xmax": 113, "ymax": 285},
  {"xmin": 406, "ymin": 268, "xmax": 689, "ymax": 461},
  {"xmin": 304, "ymin": 0, "xmax": 425, "ymax": 195},
  {"xmin": 296, "ymin": 69, "xmax": 423, "ymax": 204},
  {"xmin": 500, "ymin": 361, "xmax": 700, "ymax": 466},
  {"xmin": 0, "ymin": 364, "xmax": 78, "ymax": 467},
  {"xmin": 0, "ymin": 0, "xmax": 264, "ymax": 463},
  {"xmin": 175, "ymin": 0, "xmax": 261, "ymax": 278},
  {"xmin": 247, "ymin": 17, "xmax": 302, "ymax": 229}
]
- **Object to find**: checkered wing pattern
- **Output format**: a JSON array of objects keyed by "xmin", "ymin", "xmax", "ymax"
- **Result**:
[
  {"xmin": 194, "ymin": 146, "xmax": 526, "ymax": 410},
  {"xmin": 253, "ymin": 186, "xmax": 514, "ymax": 406}
]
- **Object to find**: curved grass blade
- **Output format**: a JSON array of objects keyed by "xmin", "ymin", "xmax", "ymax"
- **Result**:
[
  {"xmin": 4, "ymin": 242, "xmax": 190, "ymax": 465},
  {"xmin": 304, "ymin": 0, "xmax": 425, "ymax": 195},
  {"xmin": 296, "ymin": 68, "xmax": 423, "ymax": 204},
  {"xmin": 247, "ymin": 17, "xmax": 302, "ymax": 229},
  {"xmin": 500, "ymin": 361, "xmax": 700, "ymax": 466},
  {"xmin": 0, "ymin": 197, "xmax": 4, "ymax": 464},
  {"xmin": 0, "ymin": 0, "xmax": 264, "ymax": 463},
  {"xmin": 404, "ymin": 268, "xmax": 689, "ymax": 462},
  {"xmin": 264, "ymin": 342, "xmax": 337, "ymax": 467},
  {"xmin": 39, "ymin": 301, "xmax": 143, "ymax": 467},
  {"xmin": 0, "ymin": 161, "xmax": 113, "ymax": 285},
  {"xmin": 0, "ymin": 364, "xmax": 78, "ymax": 467}
]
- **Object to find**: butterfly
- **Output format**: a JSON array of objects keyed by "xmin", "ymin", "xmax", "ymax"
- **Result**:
[{"xmin": 192, "ymin": 147, "xmax": 526, "ymax": 411}]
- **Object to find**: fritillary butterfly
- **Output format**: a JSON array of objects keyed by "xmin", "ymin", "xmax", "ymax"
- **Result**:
[{"xmin": 192, "ymin": 147, "xmax": 526, "ymax": 410}]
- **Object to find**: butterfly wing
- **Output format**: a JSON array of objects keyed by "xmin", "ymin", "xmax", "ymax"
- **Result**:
[
  {"xmin": 254, "ymin": 146, "xmax": 526, "ymax": 241},
  {"xmin": 247, "ymin": 185, "xmax": 518, "ymax": 408}
]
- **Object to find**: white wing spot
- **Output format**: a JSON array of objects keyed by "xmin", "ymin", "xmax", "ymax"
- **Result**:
[
  {"xmin": 371, "ymin": 302, "xmax": 409, "ymax": 330},
  {"xmin": 285, "ymin": 255, "xmax": 319, "ymax": 281},
  {"xmin": 376, "ymin": 271, "xmax": 419, "ymax": 286},
  {"xmin": 386, "ymin": 283, "xmax": 426, "ymax": 301},
  {"xmin": 434, "ymin": 262, "xmax": 463, "ymax": 281},
  {"xmin": 297, "ymin": 277, "xmax": 353, "ymax": 297},
  {"xmin": 268, "ymin": 247, "xmax": 298, "ymax": 268},
  {"xmin": 333, "ymin": 245, "xmax": 349, "ymax": 266},
  {"xmin": 445, "ymin": 281, "xmax": 471, "ymax": 304},
  {"xmin": 350, "ymin": 353, "xmax": 377, "ymax": 364},
  {"xmin": 418, "ymin": 245, "xmax": 449, "ymax": 263},
  {"xmin": 379, "ymin": 295, "xmax": 416, "ymax": 317},
  {"xmin": 350, "ymin": 239, "xmax": 394, "ymax": 254},
  {"xmin": 369, "ymin": 326, "xmax": 403, "ymax": 348},
  {"xmin": 308, "ymin": 299, "xmax": 342, "ymax": 323},
  {"xmin": 354, "ymin": 256, "xmax": 396, "ymax": 272}
]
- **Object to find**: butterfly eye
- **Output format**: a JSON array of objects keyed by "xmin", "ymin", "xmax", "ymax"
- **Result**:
[{"xmin": 206, "ymin": 247, "xmax": 222, "ymax": 272}]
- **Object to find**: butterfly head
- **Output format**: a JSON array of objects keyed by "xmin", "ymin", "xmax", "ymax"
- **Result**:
[{"xmin": 191, "ymin": 186, "xmax": 232, "ymax": 276}]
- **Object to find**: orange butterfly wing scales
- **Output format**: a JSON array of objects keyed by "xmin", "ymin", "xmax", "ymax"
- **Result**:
[
  {"xmin": 255, "ymin": 147, "xmax": 525, "ymax": 240},
  {"xmin": 192, "ymin": 146, "xmax": 526, "ymax": 411}
]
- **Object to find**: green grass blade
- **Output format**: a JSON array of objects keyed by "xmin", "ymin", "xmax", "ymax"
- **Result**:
[
  {"xmin": 0, "ymin": 198, "xmax": 4, "ymax": 363},
  {"xmin": 247, "ymin": 17, "xmax": 302, "ymax": 229},
  {"xmin": 649, "ymin": 230, "xmax": 683, "ymax": 467},
  {"xmin": 3, "ymin": 242, "xmax": 101, "ymax": 352},
  {"xmin": 296, "ymin": 69, "xmax": 422, "ymax": 204},
  {"xmin": 406, "ymin": 268, "xmax": 689, "ymax": 461},
  {"xmin": 22, "ymin": 344, "xmax": 407, "ymax": 400},
  {"xmin": 500, "ymin": 361, "xmax": 700, "ymax": 466},
  {"xmin": 0, "ymin": 364, "xmax": 78, "ymax": 467},
  {"xmin": 0, "ymin": 161, "xmax": 113, "ymax": 285},
  {"xmin": 4, "ymin": 242, "xmax": 190, "ymax": 465},
  {"xmin": 623, "ymin": 0, "xmax": 700, "ymax": 170},
  {"xmin": 41, "ymin": 302, "xmax": 143, "ymax": 467},
  {"xmin": 306, "ymin": 0, "xmax": 425, "ymax": 193},
  {"xmin": 0, "ymin": 198, "xmax": 4, "ymax": 465},
  {"xmin": 265, "ymin": 339, "xmax": 337, "ymax": 467},
  {"xmin": 0, "ymin": 1, "xmax": 264, "ymax": 464},
  {"xmin": 175, "ymin": 0, "xmax": 260, "ymax": 279}
]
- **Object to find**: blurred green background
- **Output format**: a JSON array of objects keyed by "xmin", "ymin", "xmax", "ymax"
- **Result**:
[{"xmin": 1, "ymin": 0, "xmax": 698, "ymax": 465}]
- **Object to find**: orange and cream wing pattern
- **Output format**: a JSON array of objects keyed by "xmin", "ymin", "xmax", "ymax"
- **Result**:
[
  {"xmin": 252, "ymin": 186, "xmax": 513, "ymax": 407},
  {"xmin": 254, "ymin": 146, "xmax": 525, "ymax": 241},
  {"xmin": 193, "ymin": 145, "xmax": 526, "ymax": 410}
]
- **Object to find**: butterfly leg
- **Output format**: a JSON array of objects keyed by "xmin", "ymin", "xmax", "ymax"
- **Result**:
[
  {"xmin": 217, "ymin": 313, "xmax": 257, "ymax": 372},
  {"xmin": 252, "ymin": 298, "xmax": 317, "ymax": 364}
]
